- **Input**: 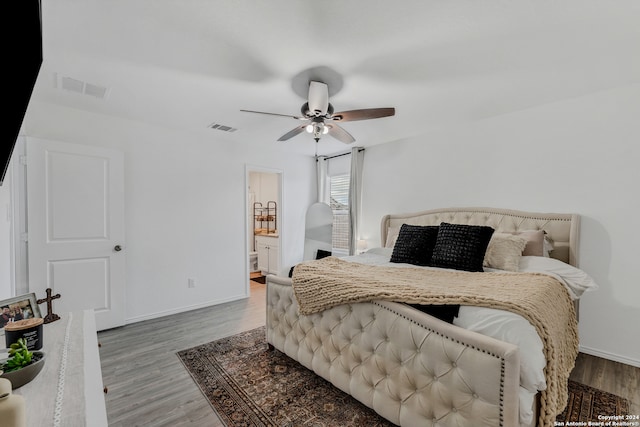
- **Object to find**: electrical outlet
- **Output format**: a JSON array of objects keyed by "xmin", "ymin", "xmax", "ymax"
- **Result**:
[{"xmin": 188, "ymin": 278, "xmax": 196, "ymax": 288}]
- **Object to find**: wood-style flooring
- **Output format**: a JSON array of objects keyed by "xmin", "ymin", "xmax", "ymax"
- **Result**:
[{"xmin": 98, "ymin": 281, "xmax": 639, "ymax": 426}]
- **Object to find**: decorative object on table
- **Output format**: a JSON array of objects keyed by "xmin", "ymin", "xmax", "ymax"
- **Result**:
[
  {"xmin": 0, "ymin": 377, "xmax": 26, "ymax": 427},
  {"xmin": 4, "ymin": 318, "xmax": 44, "ymax": 350},
  {"xmin": 36, "ymin": 288, "xmax": 61, "ymax": 324},
  {"xmin": 0, "ymin": 293, "xmax": 42, "ymax": 332},
  {"xmin": 0, "ymin": 338, "xmax": 46, "ymax": 389}
]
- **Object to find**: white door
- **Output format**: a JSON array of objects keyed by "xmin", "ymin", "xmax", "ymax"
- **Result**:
[{"xmin": 26, "ymin": 139, "xmax": 125, "ymax": 331}]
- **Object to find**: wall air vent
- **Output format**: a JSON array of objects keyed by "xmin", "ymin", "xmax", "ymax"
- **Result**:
[
  {"xmin": 54, "ymin": 72, "xmax": 110, "ymax": 99},
  {"xmin": 208, "ymin": 123, "xmax": 237, "ymax": 132}
]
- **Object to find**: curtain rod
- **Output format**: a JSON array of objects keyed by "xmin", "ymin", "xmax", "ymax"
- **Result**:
[{"xmin": 317, "ymin": 147, "xmax": 365, "ymax": 161}]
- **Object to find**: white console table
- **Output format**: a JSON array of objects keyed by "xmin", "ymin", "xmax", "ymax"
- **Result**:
[{"xmin": 12, "ymin": 310, "xmax": 108, "ymax": 427}]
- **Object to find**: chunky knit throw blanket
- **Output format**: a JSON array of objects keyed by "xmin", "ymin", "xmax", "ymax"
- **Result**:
[{"xmin": 292, "ymin": 256, "xmax": 579, "ymax": 427}]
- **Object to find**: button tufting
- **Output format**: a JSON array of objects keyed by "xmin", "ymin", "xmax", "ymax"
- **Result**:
[{"xmin": 267, "ymin": 276, "xmax": 524, "ymax": 426}]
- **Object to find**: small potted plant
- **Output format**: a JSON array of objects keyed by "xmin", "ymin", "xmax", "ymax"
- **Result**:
[{"xmin": 0, "ymin": 338, "xmax": 45, "ymax": 389}]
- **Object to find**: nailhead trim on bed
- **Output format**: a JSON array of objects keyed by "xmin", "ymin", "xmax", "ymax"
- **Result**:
[{"xmin": 267, "ymin": 278, "xmax": 521, "ymax": 427}]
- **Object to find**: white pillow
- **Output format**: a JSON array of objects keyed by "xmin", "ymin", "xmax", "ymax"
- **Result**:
[
  {"xmin": 483, "ymin": 233, "xmax": 528, "ymax": 271},
  {"xmin": 518, "ymin": 256, "xmax": 599, "ymax": 299}
]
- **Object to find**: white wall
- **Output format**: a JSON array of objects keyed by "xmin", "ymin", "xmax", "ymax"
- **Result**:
[
  {"xmin": 21, "ymin": 101, "xmax": 315, "ymax": 324},
  {"xmin": 249, "ymin": 172, "xmax": 279, "ymax": 206},
  {"xmin": 360, "ymin": 83, "xmax": 640, "ymax": 367}
]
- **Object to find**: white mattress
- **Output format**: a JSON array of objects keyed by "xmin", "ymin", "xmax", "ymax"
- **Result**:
[{"xmin": 342, "ymin": 247, "xmax": 596, "ymax": 426}]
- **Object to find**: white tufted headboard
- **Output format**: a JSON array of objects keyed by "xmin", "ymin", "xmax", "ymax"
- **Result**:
[{"xmin": 381, "ymin": 207, "xmax": 580, "ymax": 267}]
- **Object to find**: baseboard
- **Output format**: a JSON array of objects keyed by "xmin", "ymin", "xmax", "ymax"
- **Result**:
[
  {"xmin": 124, "ymin": 293, "xmax": 249, "ymax": 325},
  {"xmin": 579, "ymin": 344, "xmax": 640, "ymax": 368}
]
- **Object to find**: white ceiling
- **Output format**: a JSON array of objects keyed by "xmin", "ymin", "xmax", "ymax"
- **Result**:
[{"xmin": 31, "ymin": 0, "xmax": 640, "ymax": 156}]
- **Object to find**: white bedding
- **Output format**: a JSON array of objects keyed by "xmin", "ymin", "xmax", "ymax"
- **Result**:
[{"xmin": 342, "ymin": 247, "xmax": 597, "ymax": 426}]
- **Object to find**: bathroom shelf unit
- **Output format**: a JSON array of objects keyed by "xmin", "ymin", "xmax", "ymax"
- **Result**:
[{"xmin": 253, "ymin": 201, "xmax": 277, "ymax": 235}]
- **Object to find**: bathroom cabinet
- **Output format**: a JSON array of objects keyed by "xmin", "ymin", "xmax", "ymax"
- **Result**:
[{"xmin": 256, "ymin": 235, "xmax": 279, "ymax": 275}]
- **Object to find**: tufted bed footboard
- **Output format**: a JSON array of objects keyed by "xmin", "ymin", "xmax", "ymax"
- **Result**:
[{"xmin": 266, "ymin": 275, "xmax": 528, "ymax": 427}]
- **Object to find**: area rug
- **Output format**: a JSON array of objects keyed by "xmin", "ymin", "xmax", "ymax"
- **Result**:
[
  {"xmin": 556, "ymin": 380, "xmax": 630, "ymax": 423},
  {"xmin": 250, "ymin": 275, "xmax": 266, "ymax": 285},
  {"xmin": 177, "ymin": 327, "xmax": 631, "ymax": 427}
]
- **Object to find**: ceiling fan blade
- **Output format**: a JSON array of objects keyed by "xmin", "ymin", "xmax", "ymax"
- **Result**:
[
  {"xmin": 307, "ymin": 81, "xmax": 329, "ymax": 116},
  {"xmin": 326, "ymin": 123, "xmax": 356, "ymax": 144},
  {"xmin": 240, "ymin": 109, "xmax": 305, "ymax": 120},
  {"xmin": 331, "ymin": 107, "xmax": 395, "ymax": 122},
  {"xmin": 277, "ymin": 125, "xmax": 307, "ymax": 141}
]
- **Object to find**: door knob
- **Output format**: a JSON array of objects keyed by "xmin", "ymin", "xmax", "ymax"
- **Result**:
[{"xmin": 114, "ymin": 245, "xmax": 122, "ymax": 252}]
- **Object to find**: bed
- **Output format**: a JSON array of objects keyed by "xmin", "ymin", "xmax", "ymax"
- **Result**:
[{"xmin": 266, "ymin": 207, "xmax": 595, "ymax": 427}]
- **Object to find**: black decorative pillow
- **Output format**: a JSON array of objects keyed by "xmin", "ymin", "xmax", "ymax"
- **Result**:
[
  {"xmin": 316, "ymin": 249, "xmax": 332, "ymax": 260},
  {"xmin": 407, "ymin": 304, "xmax": 461, "ymax": 324},
  {"xmin": 390, "ymin": 224, "xmax": 439, "ymax": 266},
  {"xmin": 430, "ymin": 222, "xmax": 495, "ymax": 272}
]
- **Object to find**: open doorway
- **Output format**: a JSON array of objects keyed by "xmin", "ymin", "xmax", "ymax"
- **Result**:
[{"xmin": 246, "ymin": 166, "xmax": 282, "ymax": 293}]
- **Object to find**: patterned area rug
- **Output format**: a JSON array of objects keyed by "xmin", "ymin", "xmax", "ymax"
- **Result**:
[
  {"xmin": 177, "ymin": 327, "xmax": 631, "ymax": 427},
  {"xmin": 556, "ymin": 380, "xmax": 630, "ymax": 423}
]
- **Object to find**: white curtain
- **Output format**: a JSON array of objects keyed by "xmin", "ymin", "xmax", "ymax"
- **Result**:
[
  {"xmin": 316, "ymin": 155, "xmax": 329, "ymax": 204},
  {"xmin": 348, "ymin": 147, "xmax": 364, "ymax": 255}
]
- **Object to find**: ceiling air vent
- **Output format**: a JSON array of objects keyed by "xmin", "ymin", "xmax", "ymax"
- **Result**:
[
  {"xmin": 54, "ymin": 73, "xmax": 109, "ymax": 99},
  {"xmin": 208, "ymin": 123, "xmax": 237, "ymax": 132},
  {"xmin": 84, "ymin": 82, "xmax": 108, "ymax": 99}
]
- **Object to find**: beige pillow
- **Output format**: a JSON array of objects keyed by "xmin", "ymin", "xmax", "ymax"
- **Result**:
[
  {"xmin": 512, "ymin": 230, "xmax": 545, "ymax": 257},
  {"xmin": 483, "ymin": 233, "xmax": 529, "ymax": 271}
]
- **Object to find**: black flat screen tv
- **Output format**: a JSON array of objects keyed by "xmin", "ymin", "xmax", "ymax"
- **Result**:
[{"xmin": 1, "ymin": 0, "xmax": 42, "ymax": 186}]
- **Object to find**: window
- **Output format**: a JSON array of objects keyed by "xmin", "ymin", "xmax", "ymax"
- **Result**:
[{"xmin": 330, "ymin": 174, "xmax": 350, "ymax": 252}]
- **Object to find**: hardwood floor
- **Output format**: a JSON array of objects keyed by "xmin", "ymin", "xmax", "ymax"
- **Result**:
[
  {"xmin": 99, "ymin": 282, "xmax": 639, "ymax": 426},
  {"xmin": 569, "ymin": 352, "xmax": 640, "ymax": 415},
  {"xmin": 98, "ymin": 282, "xmax": 266, "ymax": 427}
]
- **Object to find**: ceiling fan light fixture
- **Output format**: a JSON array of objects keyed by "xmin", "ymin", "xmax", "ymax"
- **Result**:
[{"xmin": 240, "ymin": 76, "xmax": 395, "ymax": 144}]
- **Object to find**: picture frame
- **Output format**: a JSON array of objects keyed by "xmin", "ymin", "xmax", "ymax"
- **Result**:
[{"xmin": 0, "ymin": 293, "xmax": 42, "ymax": 333}]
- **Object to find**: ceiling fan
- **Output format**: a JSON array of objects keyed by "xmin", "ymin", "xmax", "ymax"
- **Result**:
[{"xmin": 241, "ymin": 81, "xmax": 395, "ymax": 144}]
